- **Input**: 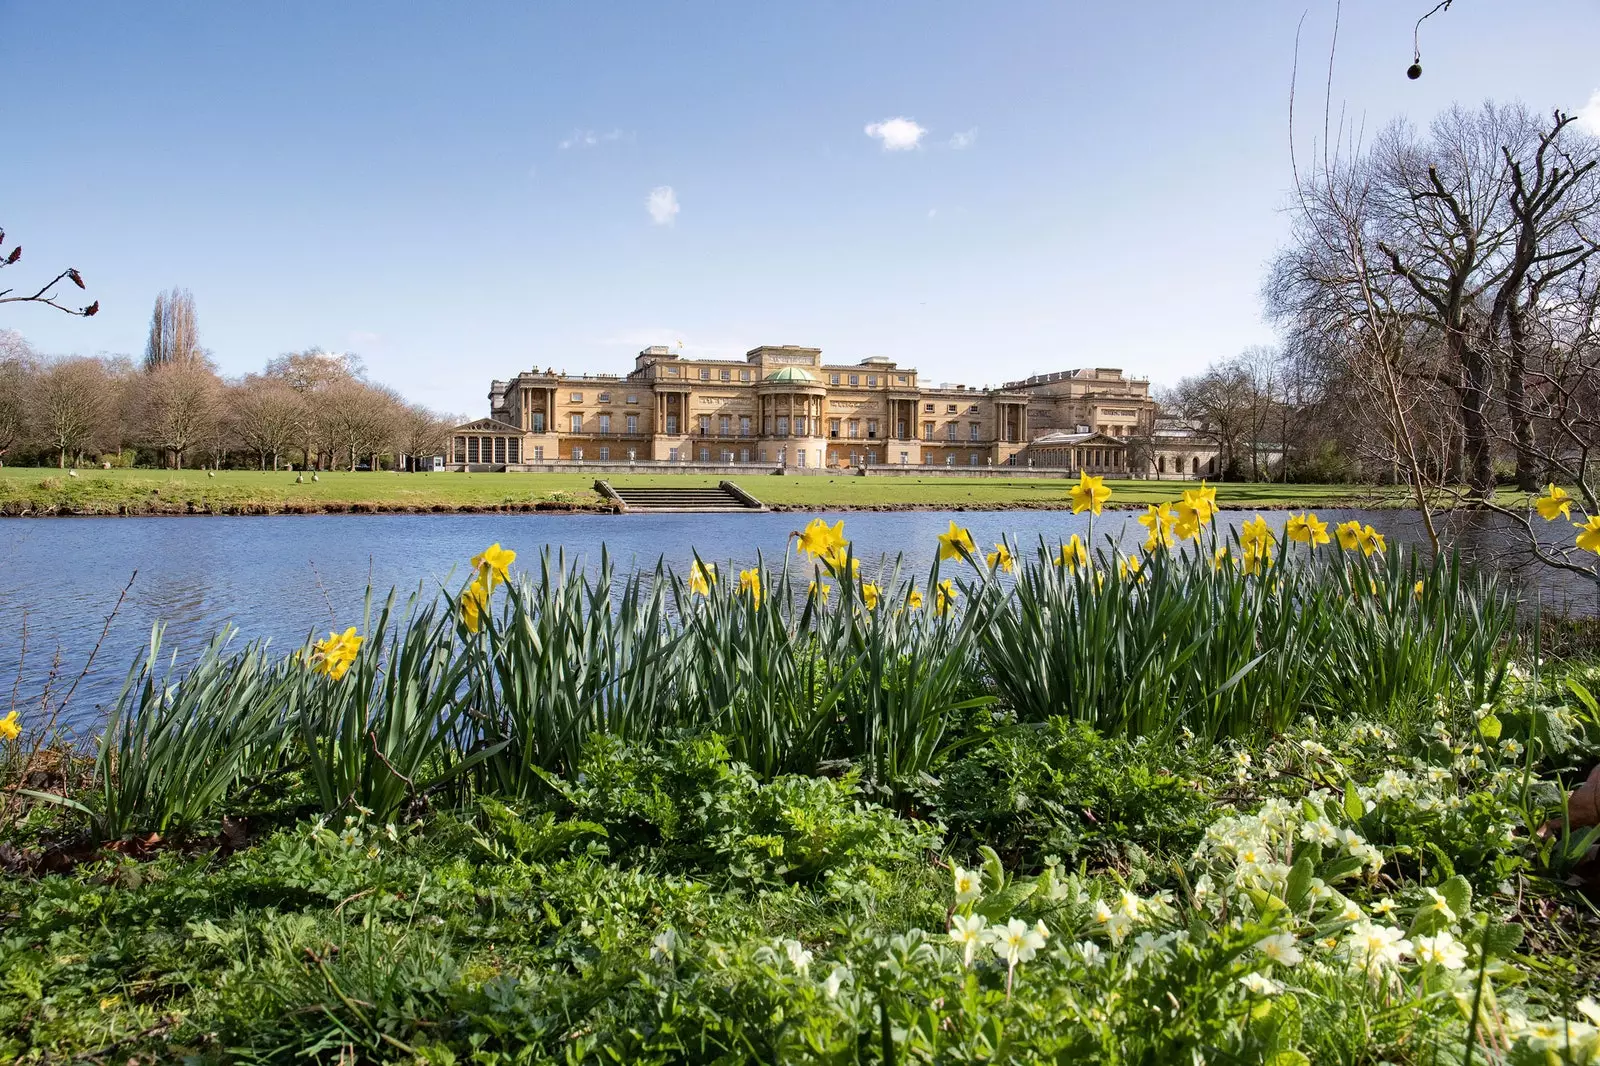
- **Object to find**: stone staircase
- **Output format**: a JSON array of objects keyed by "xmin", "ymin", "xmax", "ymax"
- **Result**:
[{"xmin": 595, "ymin": 480, "xmax": 765, "ymax": 513}]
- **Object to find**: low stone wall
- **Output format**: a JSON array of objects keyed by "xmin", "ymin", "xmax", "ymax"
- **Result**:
[{"xmin": 454, "ymin": 461, "xmax": 1189, "ymax": 480}]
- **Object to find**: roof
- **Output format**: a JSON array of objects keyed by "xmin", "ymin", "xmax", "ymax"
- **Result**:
[
  {"xmin": 1027, "ymin": 431, "xmax": 1125, "ymax": 447},
  {"xmin": 453, "ymin": 417, "xmax": 524, "ymax": 433},
  {"xmin": 764, "ymin": 366, "xmax": 817, "ymax": 383}
]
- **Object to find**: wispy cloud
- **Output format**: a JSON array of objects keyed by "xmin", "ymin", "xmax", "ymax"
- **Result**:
[
  {"xmin": 559, "ymin": 128, "xmax": 629, "ymax": 150},
  {"xmin": 948, "ymin": 128, "xmax": 977, "ymax": 150},
  {"xmin": 1578, "ymin": 90, "xmax": 1600, "ymax": 135},
  {"xmin": 864, "ymin": 117, "xmax": 926, "ymax": 151},
  {"xmin": 646, "ymin": 186, "xmax": 680, "ymax": 226},
  {"xmin": 598, "ymin": 329, "xmax": 745, "ymax": 359}
]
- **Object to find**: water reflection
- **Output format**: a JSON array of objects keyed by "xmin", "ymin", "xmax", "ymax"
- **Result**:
[{"xmin": 0, "ymin": 507, "xmax": 1592, "ymax": 730}]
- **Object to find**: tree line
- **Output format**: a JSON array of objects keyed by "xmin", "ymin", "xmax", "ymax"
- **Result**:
[{"xmin": 0, "ymin": 289, "xmax": 458, "ymax": 471}]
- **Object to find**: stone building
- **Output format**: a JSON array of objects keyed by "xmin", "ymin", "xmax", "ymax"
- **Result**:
[{"xmin": 450, "ymin": 345, "xmax": 1162, "ymax": 473}]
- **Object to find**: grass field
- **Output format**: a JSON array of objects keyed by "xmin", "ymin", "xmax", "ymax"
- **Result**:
[{"xmin": 0, "ymin": 466, "xmax": 1396, "ymax": 516}]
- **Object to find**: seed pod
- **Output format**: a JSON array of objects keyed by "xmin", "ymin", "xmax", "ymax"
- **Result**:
[
  {"xmin": 83, "ymin": 301, "xmax": 99, "ymax": 316},
  {"xmin": 1406, "ymin": 62, "xmax": 1422, "ymax": 80}
]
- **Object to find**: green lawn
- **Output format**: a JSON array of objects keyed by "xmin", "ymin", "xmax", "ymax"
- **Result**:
[{"xmin": 0, "ymin": 466, "xmax": 1395, "ymax": 516}]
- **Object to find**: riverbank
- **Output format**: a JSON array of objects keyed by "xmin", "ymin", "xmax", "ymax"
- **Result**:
[{"xmin": 0, "ymin": 467, "xmax": 1395, "ymax": 516}]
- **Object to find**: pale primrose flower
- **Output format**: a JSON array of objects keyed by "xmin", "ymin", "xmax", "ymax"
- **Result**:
[
  {"xmin": 383, "ymin": 822, "xmax": 399, "ymax": 843},
  {"xmin": 1299, "ymin": 819, "xmax": 1340, "ymax": 846},
  {"xmin": 1129, "ymin": 931, "xmax": 1172, "ymax": 966},
  {"xmin": 1336, "ymin": 898, "xmax": 1364, "ymax": 923},
  {"xmin": 1499, "ymin": 738, "xmax": 1524, "ymax": 757},
  {"xmin": 1239, "ymin": 972, "xmax": 1284, "ymax": 996},
  {"xmin": 1117, "ymin": 889, "xmax": 1143, "ymax": 919},
  {"xmin": 1075, "ymin": 941, "xmax": 1104, "ymax": 968},
  {"xmin": 1413, "ymin": 931, "xmax": 1467, "ymax": 971},
  {"xmin": 991, "ymin": 918, "xmax": 1048, "ymax": 967},
  {"xmin": 782, "ymin": 939, "xmax": 813, "ymax": 976},
  {"xmin": 1370, "ymin": 898, "xmax": 1397, "ymax": 918},
  {"xmin": 339, "ymin": 827, "xmax": 360, "ymax": 847},
  {"xmin": 823, "ymin": 964, "xmax": 850, "ymax": 999},
  {"xmin": 1256, "ymin": 932, "xmax": 1302, "ymax": 967},
  {"xmin": 952, "ymin": 865, "xmax": 982, "ymax": 904},
  {"xmin": 948, "ymin": 913, "xmax": 989, "ymax": 967},
  {"xmin": 1421, "ymin": 887, "xmax": 1457, "ymax": 924},
  {"xmin": 651, "ymin": 929, "xmax": 678, "ymax": 961},
  {"xmin": 1341, "ymin": 922, "xmax": 1411, "ymax": 970}
]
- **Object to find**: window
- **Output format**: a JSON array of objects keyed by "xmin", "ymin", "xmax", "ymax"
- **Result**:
[
  {"xmin": 667, "ymin": 366, "xmax": 679, "ymax": 376},
  {"xmin": 699, "ymin": 415, "xmax": 711, "ymax": 435},
  {"xmin": 797, "ymin": 449, "xmax": 807, "ymax": 468},
  {"xmin": 946, "ymin": 404, "xmax": 958, "ymax": 414},
  {"xmin": 720, "ymin": 415, "xmax": 731, "ymax": 435},
  {"xmin": 970, "ymin": 454, "xmax": 980, "ymax": 466},
  {"xmin": 946, "ymin": 423, "xmax": 958, "ymax": 441},
  {"xmin": 777, "ymin": 416, "xmax": 789, "ymax": 435},
  {"xmin": 721, "ymin": 449, "xmax": 732, "ymax": 463},
  {"xmin": 866, "ymin": 419, "xmax": 878, "ymax": 438},
  {"xmin": 571, "ymin": 392, "xmax": 583, "ymax": 402},
  {"xmin": 533, "ymin": 445, "xmax": 544, "ymax": 461},
  {"xmin": 898, "ymin": 375, "xmax": 908, "ymax": 384},
  {"xmin": 453, "ymin": 436, "xmax": 465, "ymax": 463},
  {"xmin": 830, "ymin": 373, "xmax": 841, "ymax": 384},
  {"xmin": 923, "ymin": 421, "xmax": 934, "ymax": 440},
  {"xmin": 924, "ymin": 403, "xmax": 934, "ymax": 413},
  {"xmin": 467, "ymin": 438, "xmax": 479, "ymax": 462},
  {"xmin": 867, "ymin": 451, "xmax": 877, "ymax": 464},
  {"xmin": 700, "ymin": 368, "xmax": 710, "ymax": 380},
  {"xmin": 573, "ymin": 446, "xmax": 584, "ymax": 461},
  {"xmin": 667, "ymin": 415, "xmax": 678, "ymax": 434},
  {"xmin": 899, "ymin": 451, "xmax": 909, "ymax": 464},
  {"xmin": 570, "ymin": 413, "xmax": 583, "ymax": 433},
  {"xmin": 796, "ymin": 416, "xmax": 808, "ymax": 436},
  {"xmin": 970, "ymin": 423, "xmax": 980, "ymax": 441},
  {"xmin": 598, "ymin": 446, "xmax": 610, "ymax": 461},
  {"xmin": 849, "ymin": 374, "xmax": 859, "ymax": 386},
  {"xmin": 494, "ymin": 438, "xmax": 505, "ymax": 463},
  {"xmin": 626, "ymin": 414, "xmax": 638, "ymax": 434},
  {"xmin": 848, "ymin": 419, "xmax": 859, "ymax": 438},
  {"xmin": 531, "ymin": 413, "xmax": 545, "ymax": 433},
  {"xmin": 867, "ymin": 375, "xmax": 877, "ymax": 386},
  {"xmin": 597, "ymin": 392, "xmax": 610, "ymax": 403},
  {"xmin": 969, "ymin": 404, "xmax": 979, "ymax": 413},
  {"xmin": 740, "ymin": 449, "xmax": 750, "ymax": 462},
  {"xmin": 739, "ymin": 370, "xmax": 750, "ymax": 382},
  {"xmin": 669, "ymin": 447, "xmax": 679, "ymax": 461},
  {"xmin": 740, "ymin": 416, "xmax": 751, "ymax": 437},
  {"xmin": 626, "ymin": 393, "xmax": 638, "ymax": 404},
  {"xmin": 598, "ymin": 414, "xmax": 611, "ymax": 435},
  {"xmin": 829, "ymin": 418, "xmax": 840, "ymax": 438},
  {"xmin": 720, "ymin": 369, "xmax": 731, "ymax": 382}
]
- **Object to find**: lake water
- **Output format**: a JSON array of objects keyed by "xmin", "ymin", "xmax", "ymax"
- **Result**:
[{"xmin": 1, "ymin": 508, "xmax": 1593, "ymax": 730}]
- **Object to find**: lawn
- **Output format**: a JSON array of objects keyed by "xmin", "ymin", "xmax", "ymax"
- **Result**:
[{"xmin": 0, "ymin": 467, "xmax": 1395, "ymax": 516}]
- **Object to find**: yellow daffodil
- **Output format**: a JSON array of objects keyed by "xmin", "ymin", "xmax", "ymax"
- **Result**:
[
  {"xmin": 907, "ymin": 588, "xmax": 924, "ymax": 610},
  {"xmin": 738, "ymin": 567, "xmax": 763, "ymax": 604},
  {"xmin": 1413, "ymin": 580, "xmax": 1424, "ymax": 600},
  {"xmin": 1118, "ymin": 555, "xmax": 1141, "ymax": 581},
  {"xmin": 310, "ymin": 626, "xmax": 363, "ymax": 680},
  {"xmin": 1576, "ymin": 515, "xmax": 1600, "ymax": 554},
  {"xmin": 1285, "ymin": 512, "xmax": 1330, "ymax": 546},
  {"xmin": 459, "ymin": 579, "xmax": 491, "ymax": 634},
  {"xmin": 820, "ymin": 543, "xmax": 860, "ymax": 578},
  {"xmin": 1180, "ymin": 482, "xmax": 1219, "ymax": 524},
  {"xmin": 1242, "ymin": 544, "xmax": 1271, "ymax": 576},
  {"xmin": 1356, "ymin": 524, "xmax": 1386, "ymax": 556},
  {"xmin": 986, "ymin": 542, "xmax": 1015, "ymax": 573},
  {"xmin": 1056, "ymin": 534, "xmax": 1088, "ymax": 571},
  {"xmin": 1212, "ymin": 545, "xmax": 1229, "ymax": 571},
  {"xmin": 1069, "ymin": 472, "xmax": 1112, "ymax": 515},
  {"xmin": 471, "ymin": 543, "xmax": 516, "ymax": 589},
  {"xmin": 1138, "ymin": 503, "xmax": 1177, "ymax": 551},
  {"xmin": 934, "ymin": 578, "xmax": 957, "ymax": 615},
  {"xmin": 1335, "ymin": 520, "xmax": 1363, "ymax": 552},
  {"xmin": 0, "ymin": 710, "xmax": 19, "ymax": 741},
  {"xmin": 1172, "ymin": 510, "xmax": 1203, "ymax": 542},
  {"xmin": 937, "ymin": 521, "xmax": 977, "ymax": 562},
  {"xmin": 1535, "ymin": 484, "xmax": 1572, "ymax": 521},
  {"xmin": 689, "ymin": 560, "xmax": 716, "ymax": 597},
  {"xmin": 1239, "ymin": 514, "xmax": 1273, "ymax": 556},
  {"xmin": 795, "ymin": 518, "xmax": 847, "ymax": 558},
  {"xmin": 808, "ymin": 580, "xmax": 831, "ymax": 603},
  {"xmin": 860, "ymin": 582, "xmax": 881, "ymax": 610}
]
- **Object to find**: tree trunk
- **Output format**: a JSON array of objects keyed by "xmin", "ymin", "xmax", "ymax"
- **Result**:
[{"xmin": 1506, "ymin": 301, "xmax": 1539, "ymax": 493}]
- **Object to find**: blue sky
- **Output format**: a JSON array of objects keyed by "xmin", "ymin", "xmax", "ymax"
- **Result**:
[{"xmin": 3, "ymin": 1, "xmax": 1597, "ymax": 417}]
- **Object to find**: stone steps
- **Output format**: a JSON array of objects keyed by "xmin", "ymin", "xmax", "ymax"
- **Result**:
[{"xmin": 595, "ymin": 480, "xmax": 765, "ymax": 513}]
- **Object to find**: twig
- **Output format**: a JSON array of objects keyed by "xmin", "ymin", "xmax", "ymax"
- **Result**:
[
  {"xmin": 308, "ymin": 559, "xmax": 338, "ymax": 627},
  {"xmin": 52, "ymin": 570, "xmax": 137, "ymax": 722}
]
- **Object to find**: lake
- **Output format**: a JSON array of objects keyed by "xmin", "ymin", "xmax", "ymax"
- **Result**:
[{"xmin": 1, "ymin": 507, "xmax": 1593, "ymax": 731}]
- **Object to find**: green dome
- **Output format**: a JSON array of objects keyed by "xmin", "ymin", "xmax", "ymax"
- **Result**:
[{"xmin": 764, "ymin": 366, "xmax": 817, "ymax": 383}]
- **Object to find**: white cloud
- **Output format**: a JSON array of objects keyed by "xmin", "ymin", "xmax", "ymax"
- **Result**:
[
  {"xmin": 927, "ymin": 208, "xmax": 938, "ymax": 218},
  {"xmin": 948, "ymin": 128, "xmax": 977, "ymax": 150},
  {"xmin": 864, "ymin": 116, "xmax": 926, "ymax": 151},
  {"xmin": 646, "ymin": 186, "xmax": 680, "ymax": 226},
  {"xmin": 559, "ymin": 128, "xmax": 628, "ymax": 150},
  {"xmin": 1577, "ymin": 90, "xmax": 1600, "ymax": 135}
]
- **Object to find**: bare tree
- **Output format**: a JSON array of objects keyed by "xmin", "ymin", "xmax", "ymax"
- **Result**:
[
  {"xmin": 29, "ymin": 357, "xmax": 117, "ymax": 468},
  {"xmin": 1166, "ymin": 357, "xmax": 1266, "ymax": 479},
  {"xmin": 264, "ymin": 348, "xmax": 364, "ymax": 468},
  {"xmin": 0, "ymin": 331, "xmax": 36, "ymax": 463},
  {"xmin": 143, "ymin": 288, "xmax": 204, "ymax": 370},
  {"xmin": 394, "ymin": 403, "xmax": 454, "ymax": 470},
  {"xmin": 0, "ymin": 227, "xmax": 98, "ymax": 318},
  {"xmin": 322, "ymin": 380, "xmax": 402, "ymax": 471},
  {"xmin": 227, "ymin": 376, "xmax": 305, "ymax": 470},
  {"xmin": 136, "ymin": 361, "xmax": 222, "ymax": 468}
]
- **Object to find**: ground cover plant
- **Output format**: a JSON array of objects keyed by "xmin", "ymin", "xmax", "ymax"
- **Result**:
[{"xmin": 2, "ymin": 476, "xmax": 1597, "ymax": 1064}]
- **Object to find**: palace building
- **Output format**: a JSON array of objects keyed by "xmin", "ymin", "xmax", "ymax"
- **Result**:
[{"xmin": 450, "ymin": 345, "xmax": 1161, "ymax": 473}]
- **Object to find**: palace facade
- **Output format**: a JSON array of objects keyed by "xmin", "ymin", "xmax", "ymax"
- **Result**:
[{"xmin": 450, "ymin": 345, "xmax": 1161, "ymax": 473}]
